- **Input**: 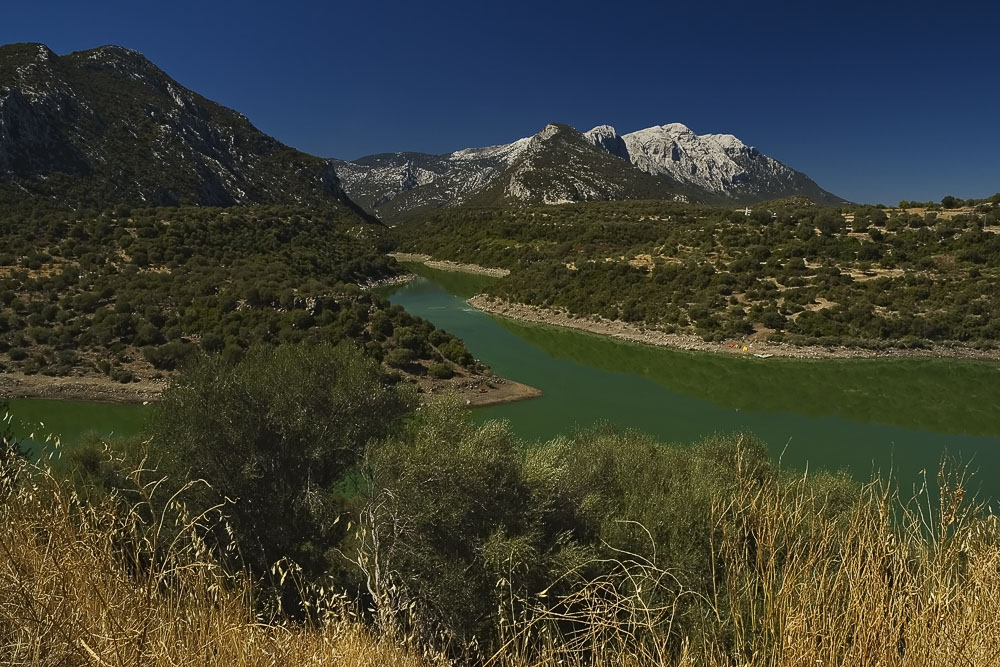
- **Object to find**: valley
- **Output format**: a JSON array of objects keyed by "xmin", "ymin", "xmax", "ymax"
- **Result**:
[{"xmin": 3, "ymin": 32, "xmax": 1000, "ymax": 667}]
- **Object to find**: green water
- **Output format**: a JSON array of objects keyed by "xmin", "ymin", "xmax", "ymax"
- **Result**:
[
  {"xmin": 6, "ymin": 264, "xmax": 1000, "ymax": 498},
  {"xmin": 384, "ymin": 265, "xmax": 1000, "ymax": 498},
  {"xmin": 6, "ymin": 399, "xmax": 147, "ymax": 460}
]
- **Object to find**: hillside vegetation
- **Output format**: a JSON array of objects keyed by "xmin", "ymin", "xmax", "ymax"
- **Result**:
[
  {"xmin": 3, "ymin": 350, "xmax": 1000, "ymax": 665},
  {"xmin": 0, "ymin": 204, "xmax": 480, "ymax": 386},
  {"xmin": 395, "ymin": 197, "xmax": 1000, "ymax": 350}
]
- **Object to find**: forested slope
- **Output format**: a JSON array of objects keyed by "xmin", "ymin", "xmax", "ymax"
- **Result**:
[{"xmin": 396, "ymin": 197, "xmax": 1000, "ymax": 350}]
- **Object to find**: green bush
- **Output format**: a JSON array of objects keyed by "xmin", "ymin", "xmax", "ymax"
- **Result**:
[
  {"xmin": 428, "ymin": 363, "xmax": 454, "ymax": 379},
  {"xmin": 438, "ymin": 339, "xmax": 473, "ymax": 366},
  {"xmin": 386, "ymin": 347, "xmax": 416, "ymax": 368},
  {"xmin": 148, "ymin": 342, "xmax": 416, "ymax": 575}
]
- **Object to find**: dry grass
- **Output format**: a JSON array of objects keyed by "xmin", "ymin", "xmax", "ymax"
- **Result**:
[
  {"xmin": 0, "ymin": 445, "xmax": 431, "ymax": 666},
  {"xmin": 713, "ymin": 456, "xmax": 1000, "ymax": 666},
  {"xmin": 487, "ymin": 453, "xmax": 1000, "ymax": 667},
  {"xmin": 2, "ymin": 437, "xmax": 999, "ymax": 666}
]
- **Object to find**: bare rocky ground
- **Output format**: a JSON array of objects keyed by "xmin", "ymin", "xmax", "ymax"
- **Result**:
[
  {"xmin": 468, "ymin": 295, "xmax": 1000, "ymax": 362},
  {"xmin": 1, "ymin": 363, "xmax": 541, "ymax": 408},
  {"xmin": 389, "ymin": 253, "xmax": 511, "ymax": 277},
  {"xmin": 413, "ymin": 368, "xmax": 541, "ymax": 407},
  {"xmin": 0, "ymin": 373, "xmax": 165, "ymax": 404}
]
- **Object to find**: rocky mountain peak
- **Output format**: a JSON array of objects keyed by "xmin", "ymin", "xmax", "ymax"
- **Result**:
[
  {"xmin": 332, "ymin": 119, "xmax": 846, "ymax": 221},
  {"xmin": 703, "ymin": 133, "xmax": 746, "ymax": 152},
  {"xmin": 533, "ymin": 123, "xmax": 570, "ymax": 143},
  {"xmin": 584, "ymin": 124, "xmax": 630, "ymax": 161},
  {"xmin": 0, "ymin": 42, "xmax": 55, "ymax": 62},
  {"xmin": 70, "ymin": 45, "xmax": 168, "ymax": 90},
  {"xmin": 87, "ymin": 44, "xmax": 147, "ymax": 61},
  {"xmin": 0, "ymin": 42, "xmax": 374, "ymax": 214}
]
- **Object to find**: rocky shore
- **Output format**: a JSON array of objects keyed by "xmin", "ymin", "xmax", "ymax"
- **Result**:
[
  {"xmin": 362, "ymin": 273, "xmax": 417, "ymax": 290},
  {"xmin": 1, "ymin": 368, "xmax": 542, "ymax": 409},
  {"xmin": 390, "ymin": 253, "xmax": 511, "ymax": 277},
  {"xmin": 0, "ymin": 374, "xmax": 166, "ymax": 405},
  {"xmin": 468, "ymin": 295, "xmax": 1000, "ymax": 362},
  {"xmin": 415, "ymin": 372, "xmax": 542, "ymax": 407}
]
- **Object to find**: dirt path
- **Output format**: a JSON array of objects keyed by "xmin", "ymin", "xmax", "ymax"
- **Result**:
[{"xmin": 468, "ymin": 295, "xmax": 1000, "ymax": 362}]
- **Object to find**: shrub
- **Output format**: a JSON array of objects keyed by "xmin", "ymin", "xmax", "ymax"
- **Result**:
[
  {"xmin": 386, "ymin": 347, "xmax": 416, "ymax": 369},
  {"xmin": 428, "ymin": 363, "xmax": 454, "ymax": 379},
  {"xmin": 148, "ymin": 342, "xmax": 416, "ymax": 576}
]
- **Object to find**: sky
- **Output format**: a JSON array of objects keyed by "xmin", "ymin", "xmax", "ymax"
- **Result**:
[{"xmin": 4, "ymin": 0, "xmax": 998, "ymax": 205}]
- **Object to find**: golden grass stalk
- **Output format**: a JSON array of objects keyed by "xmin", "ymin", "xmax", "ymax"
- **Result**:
[
  {"xmin": 3, "ymin": 436, "xmax": 999, "ymax": 667},
  {"xmin": 0, "ymin": 447, "xmax": 431, "ymax": 667}
]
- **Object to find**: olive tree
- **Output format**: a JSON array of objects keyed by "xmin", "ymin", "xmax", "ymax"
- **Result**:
[{"xmin": 148, "ymin": 342, "xmax": 416, "ymax": 575}]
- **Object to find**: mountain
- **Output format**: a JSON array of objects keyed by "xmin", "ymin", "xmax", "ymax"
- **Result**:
[
  {"xmin": 462, "ymin": 123, "xmax": 692, "ymax": 207},
  {"xmin": 332, "ymin": 124, "xmax": 692, "ymax": 223},
  {"xmin": 330, "ymin": 138, "xmax": 533, "ymax": 222},
  {"xmin": 586, "ymin": 123, "xmax": 844, "ymax": 206},
  {"xmin": 0, "ymin": 42, "xmax": 844, "ymax": 218},
  {"xmin": 335, "ymin": 122, "xmax": 846, "ymax": 222},
  {"xmin": 0, "ymin": 42, "xmax": 366, "ymax": 214}
]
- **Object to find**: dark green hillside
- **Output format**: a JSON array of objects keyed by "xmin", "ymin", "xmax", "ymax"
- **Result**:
[
  {"xmin": 0, "ymin": 42, "xmax": 362, "ymax": 212},
  {"xmin": 0, "ymin": 204, "xmax": 479, "ymax": 382},
  {"xmin": 395, "ymin": 199, "xmax": 1000, "ymax": 349}
]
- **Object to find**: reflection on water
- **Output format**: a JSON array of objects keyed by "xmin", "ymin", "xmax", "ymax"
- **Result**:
[{"xmin": 8, "ymin": 264, "xmax": 1000, "ymax": 500}]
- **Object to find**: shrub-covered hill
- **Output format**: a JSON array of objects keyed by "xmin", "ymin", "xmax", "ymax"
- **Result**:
[
  {"xmin": 0, "ymin": 42, "xmax": 368, "ymax": 214},
  {"xmin": 0, "ymin": 204, "xmax": 480, "ymax": 383},
  {"xmin": 394, "ymin": 198, "xmax": 1000, "ymax": 350}
]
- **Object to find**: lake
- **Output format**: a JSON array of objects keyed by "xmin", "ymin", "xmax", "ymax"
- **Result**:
[
  {"xmin": 7, "ymin": 264, "xmax": 1000, "ymax": 499},
  {"xmin": 382, "ymin": 264, "xmax": 1000, "ymax": 499},
  {"xmin": 5, "ymin": 398, "xmax": 146, "ymax": 461}
]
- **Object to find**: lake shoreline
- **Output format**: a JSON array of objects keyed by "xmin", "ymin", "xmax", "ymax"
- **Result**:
[
  {"xmin": 389, "ymin": 253, "xmax": 511, "ymax": 277},
  {"xmin": 1, "ymin": 369, "xmax": 542, "ymax": 409},
  {"xmin": 395, "ymin": 256, "xmax": 1000, "ymax": 362},
  {"xmin": 417, "ymin": 374, "xmax": 543, "ymax": 408},
  {"xmin": 467, "ymin": 295, "xmax": 1000, "ymax": 362},
  {"xmin": 362, "ymin": 273, "xmax": 418, "ymax": 290},
  {"xmin": 0, "ymin": 373, "xmax": 165, "ymax": 405}
]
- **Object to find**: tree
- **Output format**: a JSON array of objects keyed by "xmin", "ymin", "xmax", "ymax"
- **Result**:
[
  {"xmin": 147, "ymin": 342, "xmax": 416, "ymax": 575},
  {"xmin": 358, "ymin": 401, "xmax": 536, "ymax": 646}
]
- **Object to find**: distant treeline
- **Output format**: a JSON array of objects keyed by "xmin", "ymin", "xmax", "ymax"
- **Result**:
[{"xmin": 897, "ymin": 192, "xmax": 1000, "ymax": 210}]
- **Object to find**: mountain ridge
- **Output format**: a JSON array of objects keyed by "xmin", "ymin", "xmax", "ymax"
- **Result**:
[
  {"xmin": 0, "ymin": 41, "xmax": 371, "ymax": 219},
  {"xmin": 0, "ymin": 42, "xmax": 846, "ymax": 222},
  {"xmin": 333, "ymin": 121, "xmax": 847, "ymax": 222}
]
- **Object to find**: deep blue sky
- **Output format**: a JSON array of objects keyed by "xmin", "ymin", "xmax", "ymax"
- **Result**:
[{"xmin": 5, "ymin": 0, "xmax": 998, "ymax": 204}]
